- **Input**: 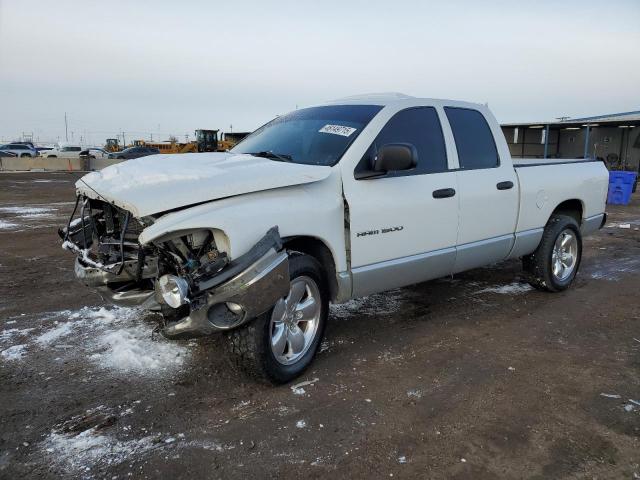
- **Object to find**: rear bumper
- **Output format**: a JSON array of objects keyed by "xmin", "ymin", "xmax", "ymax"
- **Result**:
[{"xmin": 581, "ymin": 213, "xmax": 607, "ymax": 236}]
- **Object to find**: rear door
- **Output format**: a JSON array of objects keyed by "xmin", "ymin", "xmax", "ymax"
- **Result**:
[
  {"xmin": 443, "ymin": 107, "xmax": 519, "ymax": 273},
  {"xmin": 343, "ymin": 106, "xmax": 460, "ymax": 297}
]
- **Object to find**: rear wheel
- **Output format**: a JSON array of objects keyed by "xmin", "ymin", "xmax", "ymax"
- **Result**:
[
  {"xmin": 523, "ymin": 214, "xmax": 582, "ymax": 292},
  {"xmin": 225, "ymin": 254, "xmax": 328, "ymax": 383}
]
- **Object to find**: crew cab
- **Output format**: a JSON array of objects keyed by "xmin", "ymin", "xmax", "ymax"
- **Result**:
[{"xmin": 60, "ymin": 93, "xmax": 609, "ymax": 383}]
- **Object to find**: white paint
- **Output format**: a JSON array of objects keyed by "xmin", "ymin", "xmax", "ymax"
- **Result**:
[
  {"xmin": 295, "ymin": 420, "xmax": 307, "ymax": 429},
  {"xmin": 77, "ymin": 152, "xmax": 332, "ymax": 218}
]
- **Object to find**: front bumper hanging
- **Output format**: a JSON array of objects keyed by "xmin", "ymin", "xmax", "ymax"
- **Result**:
[{"xmin": 70, "ymin": 223, "xmax": 290, "ymax": 338}]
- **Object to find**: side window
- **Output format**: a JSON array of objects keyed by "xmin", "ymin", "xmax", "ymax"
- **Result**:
[
  {"xmin": 355, "ymin": 107, "xmax": 447, "ymax": 177},
  {"xmin": 444, "ymin": 107, "xmax": 499, "ymax": 169}
]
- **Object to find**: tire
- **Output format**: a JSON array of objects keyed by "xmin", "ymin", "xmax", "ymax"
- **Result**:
[
  {"xmin": 117, "ymin": 156, "xmax": 125, "ymax": 159},
  {"xmin": 523, "ymin": 214, "xmax": 582, "ymax": 292},
  {"xmin": 20, "ymin": 153, "xmax": 30, "ymax": 158},
  {"xmin": 225, "ymin": 253, "xmax": 328, "ymax": 384},
  {"xmin": 48, "ymin": 155, "xmax": 57, "ymax": 158}
]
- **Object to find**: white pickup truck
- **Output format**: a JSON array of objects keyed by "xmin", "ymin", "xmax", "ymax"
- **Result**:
[{"xmin": 61, "ymin": 93, "xmax": 609, "ymax": 382}]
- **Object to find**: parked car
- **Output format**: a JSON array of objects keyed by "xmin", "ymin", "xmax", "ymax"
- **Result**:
[
  {"xmin": 79, "ymin": 147, "xmax": 110, "ymax": 159},
  {"xmin": 60, "ymin": 94, "xmax": 609, "ymax": 383},
  {"xmin": 41, "ymin": 144, "xmax": 83, "ymax": 158},
  {"xmin": 0, "ymin": 150, "xmax": 18, "ymax": 157},
  {"xmin": 0, "ymin": 143, "xmax": 37, "ymax": 157},
  {"xmin": 107, "ymin": 146, "xmax": 160, "ymax": 160}
]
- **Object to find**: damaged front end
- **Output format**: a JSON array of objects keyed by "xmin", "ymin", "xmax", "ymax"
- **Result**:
[{"xmin": 60, "ymin": 195, "xmax": 289, "ymax": 339}]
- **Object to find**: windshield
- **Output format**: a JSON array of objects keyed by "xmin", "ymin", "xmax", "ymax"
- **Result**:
[{"xmin": 231, "ymin": 104, "xmax": 382, "ymax": 166}]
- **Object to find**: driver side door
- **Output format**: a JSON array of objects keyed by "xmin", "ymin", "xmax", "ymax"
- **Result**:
[{"xmin": 342, "ymin": 107, "xmax": 459, "ymax": 297}]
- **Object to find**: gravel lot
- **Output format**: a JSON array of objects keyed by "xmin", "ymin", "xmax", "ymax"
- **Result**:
[{"xmin": 1, "ymin": 171, "xmax": 639, "ymax": 479}]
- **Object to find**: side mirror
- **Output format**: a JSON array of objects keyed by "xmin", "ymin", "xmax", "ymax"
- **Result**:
[{"xmin": 372, "ymin": 143, "xmax": 417, "ymax": 173}]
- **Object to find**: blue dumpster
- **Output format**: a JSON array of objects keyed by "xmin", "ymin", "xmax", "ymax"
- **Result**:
[{"xmin": 607, "ymin": 171, "xmax": 637, "ymax": 205}]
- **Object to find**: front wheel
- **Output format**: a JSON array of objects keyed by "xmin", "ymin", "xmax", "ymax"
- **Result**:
[
  {"xmin": 225, "ymin": 253, "xmax": 328, "ymax": 383},
  {"xmin": 523, "ymin": 214, "xmax": 582, "ymax": 292}
]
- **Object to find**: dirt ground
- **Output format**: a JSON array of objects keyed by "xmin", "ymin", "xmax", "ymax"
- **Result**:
[{"xmin": 0, "ymin": 171, "xmax": 639, "ymax": 480}]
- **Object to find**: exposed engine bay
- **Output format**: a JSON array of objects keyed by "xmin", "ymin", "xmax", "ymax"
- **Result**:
[{"xmin": 60, "ymin": 195, "xmax": 289, "ymax": 338}]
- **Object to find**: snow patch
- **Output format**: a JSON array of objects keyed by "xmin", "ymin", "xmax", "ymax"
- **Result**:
[
  {"xmin": 44, "ymin": 428, "xmax": 159, "ymax": 474},
  {"xmin": 91, "ymin": 325, "xmax": 187, "ymax": 373},
  {"xmin": 475, "ymin": 282, "xmax": 533, "ymax": 295},
  {"xmin": 295, "ymin": 420, "xmax": 307, "ymax": 429},
  {"xmin": 0, "ymin": 206, "xmax": 56, "ymax": 216},
  {"xmin": 588, "ymin": 256, "xmax": 640, "ymax": 281},
  {"xmin": 330, "ymin": 289, "xmax": 406, "ymax": 319},
  {"xmin": 18, "ymin": 307, "xmax": 190, "ymax": 376},
  {"xmin": 407, "ymin": 389, "xmax": 422, "ymax": 399},
  {"xmin": 0, "ymin": 220, "xmax": 18, "ymax": 229},
  {"xmin": 1, "ymin": 344, "xmax": 27, "ymax": 360},
  {"xmin": 0, "ymin": 327, "xmax": 35, "ymax": 343},
  {"xmin": 290, "ymin": 377, "xmax": 319, "ymax": 395},
  {"xmin": 35, "ymin": 321, "xmax": 77, "ymax": 345}
]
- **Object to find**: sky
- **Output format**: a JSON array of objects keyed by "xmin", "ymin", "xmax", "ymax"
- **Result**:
[{"xmin": 1, "ymin": 0, "xmax": 639, "ymax": 145}]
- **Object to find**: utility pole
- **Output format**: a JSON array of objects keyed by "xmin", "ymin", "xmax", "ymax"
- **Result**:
[
  {"xmin": 122, "ymin": 131, "xmax": 126, "ymax": 147},
  {"xmin": 64, "ymin": 113, "xmax": 69, "ymax": 141}
]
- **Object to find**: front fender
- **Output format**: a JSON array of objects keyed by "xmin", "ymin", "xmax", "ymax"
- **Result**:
[{"xmin": 138, "ymin": 172, "xmax": 347, "ymax": 271}]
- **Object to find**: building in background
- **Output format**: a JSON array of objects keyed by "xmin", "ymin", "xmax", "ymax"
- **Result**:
[{"xmin": 501, "ymin": 111, "xmax": 640, "ymax": 172}]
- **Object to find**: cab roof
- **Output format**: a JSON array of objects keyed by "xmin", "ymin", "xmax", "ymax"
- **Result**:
[{"xmin": 319, "ymin": 92, "xmax": 486, "ymax": 110}]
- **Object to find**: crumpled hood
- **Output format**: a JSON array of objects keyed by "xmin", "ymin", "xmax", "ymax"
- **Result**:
[{"xmin": 76, "ymin": 152, "xmax": 332, "ymax": 217}]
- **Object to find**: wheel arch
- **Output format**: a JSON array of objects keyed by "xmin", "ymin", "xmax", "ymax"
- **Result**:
[
  {"xmin": 283, "ymin": 235, "xmax": 338, "ymax": 301},
  {"xmin": 549, "ymin": 199, "xmax": 584, "ymax": 226}
]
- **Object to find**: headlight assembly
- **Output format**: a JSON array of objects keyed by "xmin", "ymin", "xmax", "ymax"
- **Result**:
[{"xmin": 157, "ymin": 274, "xmax": 189, "ymax": 308}]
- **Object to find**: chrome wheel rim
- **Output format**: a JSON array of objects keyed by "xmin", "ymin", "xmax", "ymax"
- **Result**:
[
  {"xmin": 270, "ymin": 275, "xmax": 321, "ymax": 365},
  {"xmin": 551, "ymin": 229, "xmax": 578, "ymax": 281}
]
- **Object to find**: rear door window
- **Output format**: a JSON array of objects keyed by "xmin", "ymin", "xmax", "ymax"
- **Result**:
[
  {"xmin": 444, "ymin": 107, "xmax": 499, "ymax": 169},
  {"xmin": 355, "ymin": 107, "xmax": 448, "ymax": 177}
]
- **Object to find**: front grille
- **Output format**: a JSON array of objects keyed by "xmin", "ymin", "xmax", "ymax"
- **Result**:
[{"xmin": 63, "ymin": 196, "xmax": 146, "ymax": 272}]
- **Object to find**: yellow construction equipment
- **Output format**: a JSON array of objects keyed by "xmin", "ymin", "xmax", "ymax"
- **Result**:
[
  {"xmin": 109, "ymin": 129, "xmax": 250, "ymax": 155},
  {"xmin": 104, "ymin": 138, "xmax": 121, "ymax": 152}
]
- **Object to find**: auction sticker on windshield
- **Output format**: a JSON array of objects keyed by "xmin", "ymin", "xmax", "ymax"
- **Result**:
[{"xmin": 319, "ymin": 124, "xmax": 357, "ymax": 137}]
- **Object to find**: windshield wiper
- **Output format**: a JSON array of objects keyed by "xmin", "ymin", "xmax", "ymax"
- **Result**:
[{"xmin": 248, "ymin": 151, "xmax": 293, "ymax": 162}]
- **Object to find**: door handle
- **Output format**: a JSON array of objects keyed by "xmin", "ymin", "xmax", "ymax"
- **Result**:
[
  {"xmin": 497, "ymin": 181, "xmax": 514, "ymax": 190},
  {"xmin": 432, "ymin": 188, "xmax": 456, "ymax": 199}
]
